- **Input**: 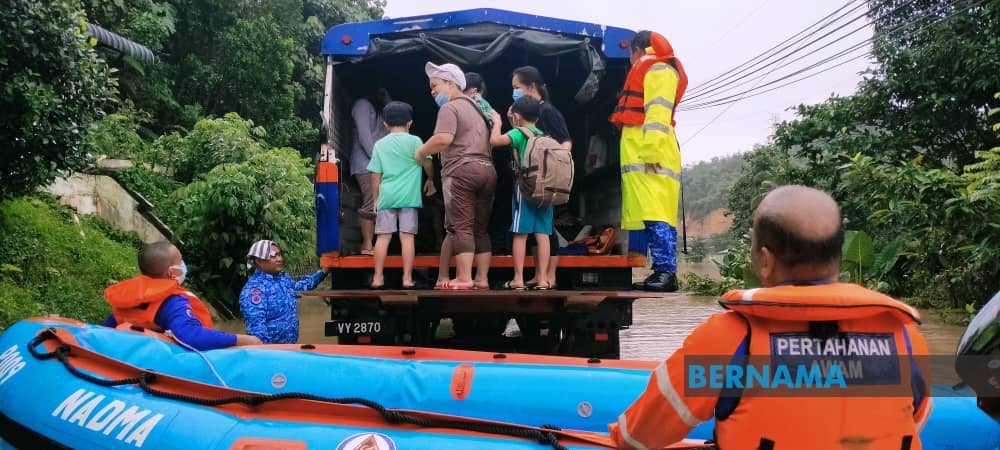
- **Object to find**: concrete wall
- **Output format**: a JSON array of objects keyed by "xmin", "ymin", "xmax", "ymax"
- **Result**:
[{"xmin": 43, "ymin": 172, "xmax": 167, "ymax": 244}]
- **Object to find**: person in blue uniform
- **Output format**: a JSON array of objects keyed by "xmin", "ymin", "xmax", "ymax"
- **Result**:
[{"xmin": 239, "ymin": 240, "xmax": 331, "ymax": 344}]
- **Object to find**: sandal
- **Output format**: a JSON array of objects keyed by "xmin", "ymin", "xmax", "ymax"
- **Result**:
[
  {"xmin": 503, "ymin": 281, "xmax": 526, "ymax": 291},
  {"xmin": 360, "ymin": 249, "xmax": 374, "ymax": 256},
  {"xmin": 532, "ymin": 282, "xmax": 554, "ymax": 291},
  {"xmin": 434, "ymin": 281, "xmax": 476, "ymax": 291}
]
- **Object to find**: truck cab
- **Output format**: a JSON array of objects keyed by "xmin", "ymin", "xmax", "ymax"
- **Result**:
[{"xmin": 314, "ymin": 8, "xmax": 662, "ymax": 359}]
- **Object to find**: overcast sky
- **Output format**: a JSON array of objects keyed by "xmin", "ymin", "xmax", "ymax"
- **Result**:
[{"xmin": 382, "ymin": 0, "xmax": 875, "ymax": 166}]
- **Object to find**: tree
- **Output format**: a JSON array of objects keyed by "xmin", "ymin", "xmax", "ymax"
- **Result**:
[
  {"xmin": 173, "ymin": 148, "xmax": 315, "ymax": 316},
  {"xmin": 1, "ymin": 0, "xmax": 116, "ymax": 198}
]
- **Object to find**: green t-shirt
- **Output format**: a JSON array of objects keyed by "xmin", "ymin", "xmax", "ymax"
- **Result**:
[
  {"xmin": 505, "ymin": 125, "xmax": 545, "ymax": 165},
  {"xmin": 367, "ymin": 132, "xmax": 428, "ymax": 210}
]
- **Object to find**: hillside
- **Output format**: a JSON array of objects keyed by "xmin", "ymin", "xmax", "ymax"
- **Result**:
[
  {"xmin": 0, "ymin": 195, "xmax": 140, "ymax": 330},
  {"xmin": 680, "ymin": 153, "xmax": 745, "ymax": 234},
  {"xmin": 684, "ymin": 208, "xmax": 733, "ymax": 239}
]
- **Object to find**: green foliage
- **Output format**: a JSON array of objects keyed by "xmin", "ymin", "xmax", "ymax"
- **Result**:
[
  {"xmin": 217, "ymin": 17, "xmax": 298, "ymax": 125},
  {"xmin": 681, "ymin": 154, "xmax": 746, "ymax": 221},
  {"xmin": 680, "ymin": 273, "xmax": 742, "ymax": 297},
  {"xmin": 714, "ymin": 237, "xmax": 760, "ymax": 289},
  {"xmin": 0, "ymin": 195, "xmax": 141, "ymax": 330},
  {"xmin": 726, "ymin": 144, "xmax": 812, "ymax": 240},
  {"xmin": 0, "ymin": 0, "xmax": 117, "ymax": 198},
  {"xmin": 172, "ymin": 113, "xmax": 265, "ymax": 183},
  {"xmin": 85, "ymin": 103, "xmax": 151, "ymax": 160},
  {"xmin": 114, "ymin": 166, "xmax": 184, "ymax": 228},
  {"xmin": 173, "ymin": 148, "xmax": 315, "ymax": 315},
  {"xmin": 721, "ymin": 0, "xmax": 1000, "ymax": 319}
]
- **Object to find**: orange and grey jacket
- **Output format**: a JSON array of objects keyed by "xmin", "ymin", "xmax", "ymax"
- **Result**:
[{"xmin": 609, "ymin": 283, "xmax": 933, "ymax": 450}]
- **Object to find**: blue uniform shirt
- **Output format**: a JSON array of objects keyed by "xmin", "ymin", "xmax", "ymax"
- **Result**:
[
  {"xmin": 102, "ymin": 296, "xmax": 237, "ymax": 350},
  {"xmin": 239, "ymin": 269, "xmax": 327, "ymax": 344}
]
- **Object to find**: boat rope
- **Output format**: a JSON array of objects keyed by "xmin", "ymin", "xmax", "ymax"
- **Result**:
[
  {"xmin": 164, "ymin": 329, "xmax": 230, "ymax": 388},
  {"xmin": 27, "ymin": 329, "xmax": 575, "ymax": 450}
]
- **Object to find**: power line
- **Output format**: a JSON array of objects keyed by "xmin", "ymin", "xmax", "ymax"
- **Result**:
[
  {"xmin": 679, "ymin": 0, "xmax": 983, "ymax": 111},
  {"xmin": 681, "ymin": 40, "xmax": 874, "ymax": 110},
  {"xmin": 684, "ymin": 0, "xmax": 924, "ymax": 104},
  {"xmin": 676, "ymin": 0, "xmax": 985, "ymax": 144},
  {"xmin": 684, "ymin": 0, "xmax": 866, "ymax": 96},
  {"xmin": 681, "ymin": 50, "xmax": 873, "ymax": 112}
]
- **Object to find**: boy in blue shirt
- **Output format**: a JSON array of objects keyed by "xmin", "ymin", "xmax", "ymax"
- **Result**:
[
  {"xmin": 368, "ymin": 101, "xmax": 436, "ymax": 289},
  {"xmin": 489, "ymin": 96, "xmax": 553, "ymax": 290}
]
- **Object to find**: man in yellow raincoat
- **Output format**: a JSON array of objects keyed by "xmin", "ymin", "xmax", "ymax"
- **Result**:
[{"xmin": 611, "ymin": 30, "xmax": 688, "ymax": 292}]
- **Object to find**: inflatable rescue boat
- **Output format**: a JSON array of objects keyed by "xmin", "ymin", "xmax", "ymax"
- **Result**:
[{"xmin": 0, "ymin": 317, "xmax": 996, "ymax": 449}]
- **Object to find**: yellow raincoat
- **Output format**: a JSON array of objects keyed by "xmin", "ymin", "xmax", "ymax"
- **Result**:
[{"xmin": 619, "ymin": 59, "xmax": 682, "ymax": 231}]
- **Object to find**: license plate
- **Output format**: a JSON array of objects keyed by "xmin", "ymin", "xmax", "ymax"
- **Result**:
[{"xmin": 326, "ymin": 319, "xmax": 392, "ymax": 337}]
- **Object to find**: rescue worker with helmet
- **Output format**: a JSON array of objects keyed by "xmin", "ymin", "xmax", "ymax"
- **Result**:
[
  {"xmin": 102, "ymin": 241, "xmax": 262, "ymax": 350},
  {"xmin": 609, "ymin": 185, "xmax": 934, "ymax": 450},
  {"xmin": 612, "ymin": 30, "xmax": 689, "ymax": 293}
]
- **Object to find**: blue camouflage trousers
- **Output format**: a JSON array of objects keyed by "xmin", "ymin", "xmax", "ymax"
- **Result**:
[{"xmin": 644, "ymin": 220, "xmax": 677, "ymax": 273}]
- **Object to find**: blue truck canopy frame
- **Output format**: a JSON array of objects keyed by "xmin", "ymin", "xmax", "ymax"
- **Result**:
[{"xmin": 321, "ymin": 8, "xmax": 637, "ymax": 60}]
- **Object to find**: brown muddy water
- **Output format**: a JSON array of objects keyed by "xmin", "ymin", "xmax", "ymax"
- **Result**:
[{"xmin": 217, "ymin": 259, "xmax": 966, "ymax": 383}]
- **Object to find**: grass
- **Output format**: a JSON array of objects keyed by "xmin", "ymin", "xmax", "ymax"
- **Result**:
[{"xmin": 0, "ymin": 194, "xmax": 142, "ymax": 330}]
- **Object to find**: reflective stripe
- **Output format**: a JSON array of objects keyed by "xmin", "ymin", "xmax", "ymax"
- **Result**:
[
  {"xmin": 649, "ymin": 62, "xmax": 680, "ymax": 79},
  {"xmin": 621, "ymin": 164, "xmax": 681, "ymax": 181},
  {"xmin": 742, "ymin": 288, "xmax": 760, "ymax": 301},
  {"xmin": 644, "ymin": 97, "xmax": 675, "ymax": 112},
  {"xmin": 654, "ymin": 362, "xmax": 702, "ymax": 427},
  {"xmin": 642, "ymin": 123, "xmax": 671, "ymax": 135},
  {"xmin": 915, "ymin": 398, "xmax": 933, "ymax": 432},
  {"xmin": 616, "ymin": 414, "xmax": 650, "ymax": 450}
]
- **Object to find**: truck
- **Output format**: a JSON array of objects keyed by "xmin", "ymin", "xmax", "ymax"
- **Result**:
[{"xmin": 313, "ymin": 8, "xmax": 672, "ymax": 360}]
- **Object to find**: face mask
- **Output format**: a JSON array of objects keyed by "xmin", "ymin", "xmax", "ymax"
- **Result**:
[
  {"xmin": 434, "ymin": 93, "xmax": 449, "ymax": 107},
  {"xmin": 512, "ymin": 88, "xmax": 524, "ymax": 102},
  {"xmin": 173, "ymin": 260, "xmax": 187, "ymax": 285}
]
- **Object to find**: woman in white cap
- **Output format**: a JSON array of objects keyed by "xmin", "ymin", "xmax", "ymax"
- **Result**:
[
  {"xmin": 414, "ymin": 62, "xmax": 497, "ymax": 290},
  {"xmin": 238, "ymin": 239, "xmax": 331, "ymax": 343}
]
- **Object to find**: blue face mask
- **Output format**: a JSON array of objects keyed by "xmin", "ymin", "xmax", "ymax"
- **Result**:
[
  {"xmin": 434, "ymin": 93, "xmax": 449, "ymax": 107},
  {"xmin": 512, "ymin": 88, "xmax": 524, "ymax": 102}
]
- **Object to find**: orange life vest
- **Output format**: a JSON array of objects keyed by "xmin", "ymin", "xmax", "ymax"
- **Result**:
[
  {"xmin": 610, "ymin": 31, "xmax": 688, "ymax": 130},
  {"xmin": 608, "ymin": 283, "xmax": 933, "ymax": 450},
  {"xmin": 712, "ymin": 284, "xmax": 933, "ymax": 450},
  {"xmin": 104, "ymin": 275, "xmax": 215, "ymax": 331}
]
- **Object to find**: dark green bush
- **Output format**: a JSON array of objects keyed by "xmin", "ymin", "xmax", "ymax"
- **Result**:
[{"xmin": 1, "ymin": 0, "xmax": 116, "ymax": 198}]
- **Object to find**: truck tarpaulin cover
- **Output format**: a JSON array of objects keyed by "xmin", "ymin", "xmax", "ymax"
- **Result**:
[{"xmin": 364, "ymin": 23, "xmax": 606, "ymax": 104}]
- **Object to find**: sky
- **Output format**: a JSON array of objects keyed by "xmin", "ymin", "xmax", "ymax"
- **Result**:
[{"xmin": 381, "ymin": 0, "xmax": 876, "ymax": 166}]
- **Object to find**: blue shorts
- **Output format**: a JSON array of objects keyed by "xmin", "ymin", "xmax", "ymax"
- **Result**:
[{"xmin": 510, "ymin": 189, "xmax": 553, "ymax": 235}]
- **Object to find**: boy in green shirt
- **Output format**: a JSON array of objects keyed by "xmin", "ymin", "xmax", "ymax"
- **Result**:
[
  {"xmin": 489, "ymin": 96, "xmax": 552, "ymax": 290},
  {"xmin": 367, "ymin": 101, "xmax": 436, "ymax": 289}
]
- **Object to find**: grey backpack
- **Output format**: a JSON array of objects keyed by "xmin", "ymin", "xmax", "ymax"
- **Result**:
[{"xmin": 513, "ymin": 127, "xmax": 574, "ymax": 207}]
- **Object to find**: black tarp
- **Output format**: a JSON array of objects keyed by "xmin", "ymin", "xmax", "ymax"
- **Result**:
[{"xmin": 361, "ymin": 23, "xmax": 606, "ymax": 104}]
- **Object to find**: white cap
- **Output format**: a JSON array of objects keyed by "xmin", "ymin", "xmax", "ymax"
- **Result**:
[
  {"xmin": 246, "ymin": 240, "xmax": 275, "ymax": 268},
  {"xmin": 425, "ymin": 61, "xmax": 466, "ymax": 91}
]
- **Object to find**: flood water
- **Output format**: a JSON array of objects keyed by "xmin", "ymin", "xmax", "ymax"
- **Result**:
[{"xmin": 217, "ymin": 259, "xmax": 967, "ymax": 383}]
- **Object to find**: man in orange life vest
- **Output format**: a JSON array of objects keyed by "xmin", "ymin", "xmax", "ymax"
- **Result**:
[
  {"xmin": 609, "ymin": 185, "xmax": 934, "ymax": 450},
  {"xmin": 102, "ymin": 241, "xmax": 262, "ymax": 350},
  {"xmin": 612, "ymin": 30, "xmax": 688, "ymax": 293}
]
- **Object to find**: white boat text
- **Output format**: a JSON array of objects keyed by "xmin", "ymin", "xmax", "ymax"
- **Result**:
[
  {"xmin": 52, "ymin": 388, "xmax": 164, "ymax": 448},
  {"xmin": 0, "ymin": 345, "xmax": 25, "ymax": 385}
]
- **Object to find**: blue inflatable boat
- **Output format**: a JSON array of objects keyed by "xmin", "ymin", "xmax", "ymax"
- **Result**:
[{"xmin": 0, "ymin": 318, "xmax": 996, "ymax": 449}]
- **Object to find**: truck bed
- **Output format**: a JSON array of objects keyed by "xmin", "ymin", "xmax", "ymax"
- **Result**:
[
  {"xmin": 321, "ymin": 254, "xmax": 645, "ymax": 269},
  {"xmin": 304, "ymin": 289, "xmax": 685, "ymax": 312}
]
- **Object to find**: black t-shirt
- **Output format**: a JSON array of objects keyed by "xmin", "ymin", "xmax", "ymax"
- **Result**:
[{"xmin": 537, "ymin": 101, "xmax": 571, "ymax": 145}]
